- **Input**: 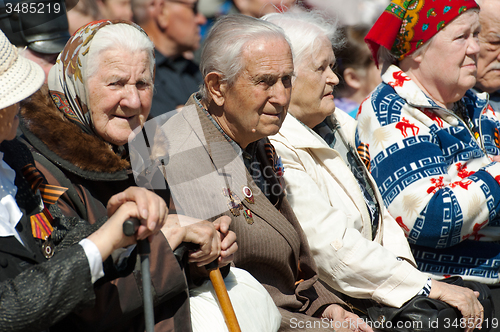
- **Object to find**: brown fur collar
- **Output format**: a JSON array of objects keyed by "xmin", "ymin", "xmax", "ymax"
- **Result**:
[{"xmin": 20, "ymin": 85, "xmax": 130, "ymax": 173}]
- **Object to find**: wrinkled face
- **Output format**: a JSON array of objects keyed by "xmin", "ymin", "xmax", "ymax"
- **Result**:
[
  {"xmin": 220, "ymin": 37, "xmax": 294, "ymax": 148},
  {"xmin": 476, "ymin": 4, "xmax": 500, "ymax": 93},
  {"xmin": 0, "ymin": 103, "xmax": 20, "ymax": 143},
  {"xmin": 165, "ymin": 0, "xmax": 206, "ymax": 53},
  {"xmin": 87, "ymin": 49, "xmax": 153, "ymax": 146},
  {"xmin": 235, "ymin": 0, "xmax": 296, "ymax": 17},
  {"xmin": 100, "ymin": 0, "xmax": 133, "ymax": 20},
  {"xmin": 414, "ymin": 11, "xmax": 480, "ymax": 105},
  {"xmin": 289, "ymin": 37, "xmax": 339, "ymax": 128}
]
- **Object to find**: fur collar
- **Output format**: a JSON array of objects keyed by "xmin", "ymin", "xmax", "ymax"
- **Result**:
[{"xmin": 20, "ymin": 86, "xmax": 129, "ymax": 174}]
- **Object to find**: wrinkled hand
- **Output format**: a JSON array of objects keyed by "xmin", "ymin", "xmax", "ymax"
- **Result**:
[
  {"xmin": 161, "ymin": 215, "xmax": 237, "ymax": 267},
  {"xmin": 321, "ymin": 304, "xmax": 373, "ymax": 332},
  {"xmin": 107, "ymin": 187, "xmax": 168, "ymax": 241},
  {"xmin": 213, "ymin": 216, "xmax": 237, "ymax": 267},
  {"xmin": 88, "ymin": 201, "xmax": 144, "ymax": 260},
  {"xmin": 183, "ymin": 221, "xmax": 221, "ymax": 266},
  {"xmin": 430, "ymin": 280, "xmax": 483, "ymax": 332}
]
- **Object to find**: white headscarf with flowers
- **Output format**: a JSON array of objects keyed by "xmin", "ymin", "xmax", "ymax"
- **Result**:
[{"xmin": 47, "ymin": 20, "xmax": 148, "ymax": 136}]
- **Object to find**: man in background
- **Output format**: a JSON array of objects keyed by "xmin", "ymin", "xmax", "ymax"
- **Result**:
[
  {"xmin": 133, "ymin": 0, "xmax": 206, "ymax": 117},
  {"xmin": 97, "ymin": 0, "xmax": 133, "ymax": 20},
  {"xmin": 474, "ymin": 0, "xmax": 500, "ymax": 112}
]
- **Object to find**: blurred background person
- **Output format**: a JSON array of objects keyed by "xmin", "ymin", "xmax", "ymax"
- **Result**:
[
  {"xmin": 132, "ymin": 0, "xmax": 207, "ymax": 117},
  {"xmin": 304, "ymin": 0, "xmax": 389, "ymax": 26},
  {"xmin": 474, "ymin": 0, "xmax": 500, "ymax": 113},
  {"xmin": 197, "ymin": 0, "xmax": 298, "ymax": 52},
  {"xmin": 199, "ymin": 0, "xmax": 297, "ymax": 20},
  {"xmin": 66, "ymin": 0, "xmax": 102, "ymax": 34},
  {"xmin": 334, "ymin": 25, "xmax": 381, "ymax": 118},
  {"xmin": 97, "ymin": 0, "xmax": 134, "ymax": 20},
  {"xmin": 0, "ymin": 0, "xmax": 70, "ymax": 82},
  {"xmin": 230, "ymin": 0, "xmax": 296, "ymax": 17}
]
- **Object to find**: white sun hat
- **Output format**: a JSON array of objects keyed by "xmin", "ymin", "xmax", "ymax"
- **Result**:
[{"xmin": 0, "ymin": 29, "xmax": 45, "ymax": 110}]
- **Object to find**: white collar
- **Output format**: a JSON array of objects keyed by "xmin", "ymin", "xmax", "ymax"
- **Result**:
[{"xmin": 381, "ymin": 65, "xmax": 437, "ymax": 109}]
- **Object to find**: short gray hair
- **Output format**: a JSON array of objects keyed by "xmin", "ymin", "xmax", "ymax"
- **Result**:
[
  {"xmin": 86, "ymin": 23, "xmax": 155, "ymax": 82},
  {"xmin": 199, "ymin": 14, "xmax": 290, "ymax": 101},
  {"xmin": 262, "ymin": 10, "xmax": 341, "ymax": 69}
]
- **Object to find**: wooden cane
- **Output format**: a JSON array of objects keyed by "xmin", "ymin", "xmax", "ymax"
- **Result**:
[
  {"xmin": 205, "ymin": 261, "xmax": 242, "ymax": 332},
  {"xmin": 174, "ymin": 243, "xmax": 241, "ymax": 332}
]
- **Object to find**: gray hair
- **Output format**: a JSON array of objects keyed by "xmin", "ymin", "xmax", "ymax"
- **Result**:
[
  {"xmin": 376, "ymin": 46, "xmax": 398, "ymax": 70},
  {"xmin": 86, "ymin": 23, "xmax": 155, "ymax": 82},
  {"xmin": 377, "ymin": 33, "xmax": 435, "ymax": 69},
  {"xmin": 262, "ymin": 10, "xmax": 341, "ymax": 69},
  {"xmin": 199, "ymin": 14, "xmax": 291, "ymax": 101}
]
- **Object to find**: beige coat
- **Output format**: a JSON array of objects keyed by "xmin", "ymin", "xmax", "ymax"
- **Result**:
[{"xmin": 269, "ymin": 110, "xmax": 429, "ymax": 308}]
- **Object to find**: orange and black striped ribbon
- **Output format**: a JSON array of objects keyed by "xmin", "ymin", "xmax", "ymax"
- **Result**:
[
  {"xmin": 22, "ymin": 163, "xmax": 44, "ymax": 192},
  {"xmin": 38, "ymin": 184, "xmax": 68, "ymax": 205},
  {"xmin": 264, "ymin": 142, "xmax": 278, "ymax": 173},
  {"xmin": 21, "ymin": 163, "xmax": 68, "ymax": 239},
  {"xmin": 357, "ymin": 142, "xmax": 371, "ymax": 171}
]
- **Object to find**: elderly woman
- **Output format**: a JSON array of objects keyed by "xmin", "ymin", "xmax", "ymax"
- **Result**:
[
  {"xmin": 356, "ymin": 0, "xmax": 500, "ymax": 322},
  {"xmin": 0, "ymin": 30, "xmax": 167, "ymax": 331},
  {"xmin": 356, "ymin": 0, "xmax": 500, "ymax": 286},
  {"xmin": 265, "ymin": 9, "xmax": 483, "ymax": 330},
  {"xmin": 19, "ymin": 20, "xmax": 236, "ymax": 331},
  {"xmin": 138, "ymin": 14, "xmax": 373, "ymax": 332}
]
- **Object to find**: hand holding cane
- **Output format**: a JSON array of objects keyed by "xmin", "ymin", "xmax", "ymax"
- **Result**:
[
  {"xmin": 123, "ymin": 218, "xmax": 155, "ymax": 332},
  {"xmin": 174, "ymin": 243, "xmax": 242, "ymax": 332}
]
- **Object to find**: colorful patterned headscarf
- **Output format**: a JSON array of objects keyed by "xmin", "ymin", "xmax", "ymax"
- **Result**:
[
  {"xmin": 47, "ymin": 20, "xmax": 149, "ymax": 136},
  {"xmin": 365, "ymin": 0, "xmax": 479, "ymax": 66}
]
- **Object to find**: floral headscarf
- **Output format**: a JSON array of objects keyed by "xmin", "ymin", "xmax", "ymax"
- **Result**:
[
  {"xmin": 365, "ymin": 0, "xmax": 479, "ymax": 66},
  {"xmin": 47, "ymin": 20, "xmax": 149, "ymax": 136}
]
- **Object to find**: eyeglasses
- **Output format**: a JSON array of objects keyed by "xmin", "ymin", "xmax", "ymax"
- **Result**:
[{"xmin": 166, "ymin": 0, "xmax": 198, "ymax": 15}]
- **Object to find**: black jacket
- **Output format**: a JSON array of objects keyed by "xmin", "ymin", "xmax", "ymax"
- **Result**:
[{"xmin": 0, "ymin": 138, "xmax": 100, "ymax": 332}]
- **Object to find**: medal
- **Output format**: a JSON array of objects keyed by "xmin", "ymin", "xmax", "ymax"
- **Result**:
[
  {"xmin": 42, "ymin": 237, "xmax": 54, "ymax": 259},
  {"xmin": 243, "ymin": 209, "xmax": 254, "ymax": 225},
  {"xmin": 223, "ymin": 188, "xmax": 243, "ymax": 216},
  {"xmin": 242, "ymin": 185, "xmax": 254, "ymax": 204}
]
